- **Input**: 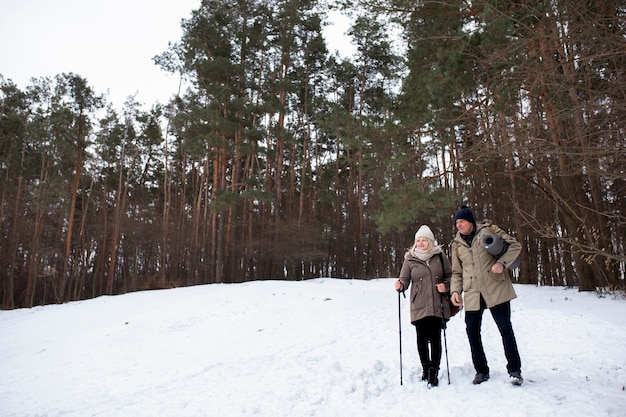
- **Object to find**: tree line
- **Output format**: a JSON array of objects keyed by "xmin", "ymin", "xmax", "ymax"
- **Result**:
[{"xmin": 1, "ymin": 0, "xmax": 624, "ymax": 308}]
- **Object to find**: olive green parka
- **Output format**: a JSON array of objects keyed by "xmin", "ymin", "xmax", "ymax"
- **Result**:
[{"xmin": 450, "ymin": 220, "xmax": 521, "ymax": 311}]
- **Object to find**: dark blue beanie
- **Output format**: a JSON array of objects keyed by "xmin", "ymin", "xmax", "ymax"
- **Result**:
[{"xmin": 454, "ymin": 204, "xmax": 476, "ymax": 226}]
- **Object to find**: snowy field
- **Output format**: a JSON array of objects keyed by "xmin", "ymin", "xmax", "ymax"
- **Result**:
[{"xmin": 1, "ymin": 278, "xmax": 625, "ymax": 417}]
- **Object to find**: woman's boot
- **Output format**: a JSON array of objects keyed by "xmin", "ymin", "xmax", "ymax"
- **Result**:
[
  {"xmin": 421, "ymin": 362, "xmax": 431, "ymax": 381},
  {"xmin": 427, "ymin": 367, "xmax": 439, "ymax": 387}
]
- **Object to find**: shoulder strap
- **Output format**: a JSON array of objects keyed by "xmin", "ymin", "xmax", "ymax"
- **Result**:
[{"xmin": 436, "ymin": 252, "xmax": 444, "ymax": 284}]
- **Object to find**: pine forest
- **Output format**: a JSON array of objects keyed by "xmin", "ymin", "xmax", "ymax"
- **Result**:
[{"xmin": 1, "ymin": 0, "xmax": 625, "ymax": 308}]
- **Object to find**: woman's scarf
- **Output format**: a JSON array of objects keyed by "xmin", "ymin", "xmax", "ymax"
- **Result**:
[{"xmin": 412, "ymin": 244, "xmax": 443, "ymax": 263}]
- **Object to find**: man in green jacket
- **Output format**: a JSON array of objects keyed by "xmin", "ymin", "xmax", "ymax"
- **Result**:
[{"xmin": 450, "ymin": 205, "xmax": 524, "ymax": 386}]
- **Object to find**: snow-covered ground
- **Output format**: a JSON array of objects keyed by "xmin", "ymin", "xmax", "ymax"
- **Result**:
[{"xmin": 1, "ymin": 279, "xmax": 625, "ymax": 417}]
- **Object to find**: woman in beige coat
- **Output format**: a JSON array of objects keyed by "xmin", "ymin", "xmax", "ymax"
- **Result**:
[{"xmin": 395, "ymin": 225, "xmax": 452, "ymax": 387}]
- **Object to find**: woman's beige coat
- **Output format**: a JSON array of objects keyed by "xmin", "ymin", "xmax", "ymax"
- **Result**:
[{"xmin": 450, "ymin": 221, "xmax": 521, "ymax": 311}]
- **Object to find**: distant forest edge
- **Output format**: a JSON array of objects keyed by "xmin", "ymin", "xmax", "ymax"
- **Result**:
[{"xmin": 1, "ymin": 0, "xmax": 624, "ymax": 308}]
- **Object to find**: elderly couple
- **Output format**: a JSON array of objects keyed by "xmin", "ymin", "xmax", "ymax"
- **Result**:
[{"xmin": 394, "ymin": 205, "xmax": 524, "ymax": 387}]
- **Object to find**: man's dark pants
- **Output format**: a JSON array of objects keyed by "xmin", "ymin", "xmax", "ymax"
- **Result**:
[{"xmin": 464, "ymin": 296, "xmax": 521, "ymax": 375}]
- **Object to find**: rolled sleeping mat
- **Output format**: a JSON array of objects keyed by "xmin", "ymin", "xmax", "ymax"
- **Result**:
[{"xmin": 481, "ymin": 233, "xmax": 521, "ymax": 270}]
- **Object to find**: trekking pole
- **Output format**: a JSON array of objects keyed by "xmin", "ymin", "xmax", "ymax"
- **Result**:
[
  {"xmin": 440, "ymin": 295, "xmax": 451, "ymax": 384},
  {"xmin": 397, "ymin": 289, "xmax": 405, "ymax": 385}
]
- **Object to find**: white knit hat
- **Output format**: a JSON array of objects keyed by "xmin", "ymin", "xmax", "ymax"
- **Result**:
[{"xmin": 414, "ymin": 225, "xmax": 436, "ymax": 243}]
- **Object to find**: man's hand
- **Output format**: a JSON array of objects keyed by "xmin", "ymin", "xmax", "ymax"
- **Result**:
[
  {"xmin": 451, "ymin": 292, "xmax": 463, "ymax": 307},
  {"xmin": 491, "ymin": 262, "xmax": 504, "ymax": 274}
]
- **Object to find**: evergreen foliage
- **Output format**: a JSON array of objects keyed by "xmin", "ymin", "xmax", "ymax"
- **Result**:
[{"xmin": 0, "ymin": 0, "xmax": 624, "ymax": 307}]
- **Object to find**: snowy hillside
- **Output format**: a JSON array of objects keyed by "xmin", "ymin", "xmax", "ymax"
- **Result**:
[{"xmin": 1, "ymin": 279, "xmax": 625, "ymax": 417}]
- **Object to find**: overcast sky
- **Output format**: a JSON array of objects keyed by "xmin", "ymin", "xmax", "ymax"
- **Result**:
[
  {"xmin": 0, "ymin": 0, "xmax": 351, "ymax": 111},
  {"xmin": 0, "ymin": 0, "xmax": 203, "ymax": 109}
]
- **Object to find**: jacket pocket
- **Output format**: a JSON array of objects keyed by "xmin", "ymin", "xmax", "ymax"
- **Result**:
[
  {"xmin": 463, "ymin": 276, "xmax": 473, "ymax": 290},
  {"xmin": 488, "ymin": 270, "xmax": 506, "ymax": 282}
]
